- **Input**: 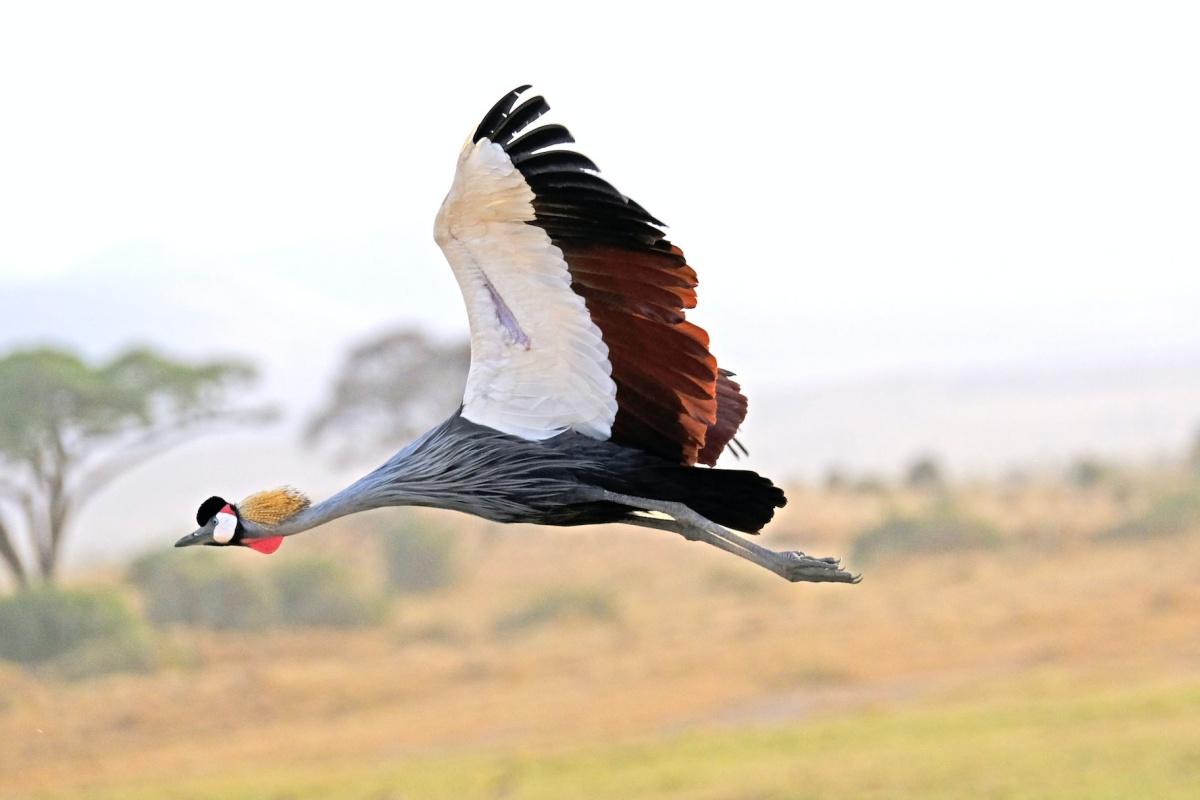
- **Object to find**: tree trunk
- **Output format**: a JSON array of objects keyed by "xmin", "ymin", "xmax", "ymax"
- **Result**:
[
  {"xmin": 41, "ymin": 493, "xmax": 71, "ymax": 583},
  {"xmin": 33, "ymin": 503, "xmax": 66, "ymax": 583},
  {"xmin": 0, "ymin": 517, "xmax": 28, "ymax": 588}
]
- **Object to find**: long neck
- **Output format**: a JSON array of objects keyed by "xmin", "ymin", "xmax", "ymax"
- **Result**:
[
  {"xmin": 243, "ymin": 413, "xmax": 547, "ymax": 539},
  {"xmin": 241, "ymin": 421, "xmax": 453, "ymax": 538},
  {"xmin": 241, "ymin": 477, "xmax": 382, "ymax": 538}
]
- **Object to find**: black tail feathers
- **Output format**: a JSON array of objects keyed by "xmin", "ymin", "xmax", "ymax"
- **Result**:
[
  {"xmin": 679, "ymin": 467, "xmax": 787, "ymax": 533},
  {"xmin": 615, "ymin": 463, "xmax": 787, "ymax": 534}
]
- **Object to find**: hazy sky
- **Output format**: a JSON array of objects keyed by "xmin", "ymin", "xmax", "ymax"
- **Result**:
[
  {"xmin": 3, "ymin": 1, "xmax": 1198, "ymax": 383},
  {"xmin": 1, "ymin": 2, "xmax": 1198, "ymax": 564}
]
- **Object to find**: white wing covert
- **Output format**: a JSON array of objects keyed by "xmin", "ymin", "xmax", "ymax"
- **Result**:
[{"xmin": 434, "ymin": 124, "xmax": 618, "ymax": 441}]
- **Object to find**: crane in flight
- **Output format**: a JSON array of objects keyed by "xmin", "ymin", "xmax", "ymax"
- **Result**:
[{"xmin": 176, "ymin": 87, "xmax": 859, "ymax": 584}]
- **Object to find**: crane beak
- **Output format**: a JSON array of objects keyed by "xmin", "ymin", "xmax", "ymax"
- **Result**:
[{"xmin": 175, "ymin": 526, "xmax": 214, "ymax": 548}]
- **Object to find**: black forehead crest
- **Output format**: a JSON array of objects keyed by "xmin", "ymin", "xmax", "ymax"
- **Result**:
[{"xmin": 196, "ymin": 496, "xmax": 228, "ymax": 526}]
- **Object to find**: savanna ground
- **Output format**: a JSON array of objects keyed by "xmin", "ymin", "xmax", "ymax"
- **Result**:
[{"xmin": 3, "ymin": 470, "xmax": 1200, "ymax": 799}]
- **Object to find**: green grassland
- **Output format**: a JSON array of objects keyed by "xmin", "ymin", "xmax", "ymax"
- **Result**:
[{"xmin": 28, "ymin": 677, "xmax": 1200, "ymax": 800}]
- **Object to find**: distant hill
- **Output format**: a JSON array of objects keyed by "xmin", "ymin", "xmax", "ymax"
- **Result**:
[{"xmin": 747, "ymin": 357, "xmax": 1200, "ymax": 480}]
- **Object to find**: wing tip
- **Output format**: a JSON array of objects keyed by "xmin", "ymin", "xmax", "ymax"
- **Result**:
[{"xmin": 472, "ymin": 84, "xmax": 537, "ymax": 144}]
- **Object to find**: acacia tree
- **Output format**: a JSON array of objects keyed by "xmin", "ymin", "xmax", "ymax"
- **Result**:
[
  {"xmin": 0, "ymin": 347, "xmax": 270, "ymax": 585},
  {"xmin": 306, "ymin": 328, "xmax": 469, "ymax": 464}
]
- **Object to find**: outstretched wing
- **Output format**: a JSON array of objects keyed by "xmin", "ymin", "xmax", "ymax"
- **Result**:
[{"xmin": 434, "ymin": 86, "xmax": 747, "ymax": 466}]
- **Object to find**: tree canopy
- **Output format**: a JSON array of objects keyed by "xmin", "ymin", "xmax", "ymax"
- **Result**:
[
  {"xmin": 305, "ymin": 329, "xmax": 468, "ymax": 463},
  {"xmin": 0, "ymin": 346, "xmax": 270, "ymax": 585}
]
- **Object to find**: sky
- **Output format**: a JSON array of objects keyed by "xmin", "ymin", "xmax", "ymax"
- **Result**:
[{"xmin": 1, "ymin": 1, "xmax": 1198, "ymax": 564}]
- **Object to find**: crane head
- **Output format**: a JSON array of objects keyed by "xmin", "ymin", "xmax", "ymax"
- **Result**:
[{"xmin": 174, "ymin": 495, "xmax": 284, "ymax": 554}]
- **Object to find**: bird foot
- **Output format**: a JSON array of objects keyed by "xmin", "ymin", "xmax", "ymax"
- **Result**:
[{"xmin": 773, "ymin": 551, "xmax": 862, "ymax": 584}]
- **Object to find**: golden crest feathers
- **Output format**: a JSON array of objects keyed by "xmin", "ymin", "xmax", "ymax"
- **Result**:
[{"xmin": 238, "ymin": 486, "xmax": 311, "ymax": 526}]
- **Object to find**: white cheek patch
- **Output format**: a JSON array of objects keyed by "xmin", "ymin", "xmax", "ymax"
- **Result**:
[{"xmin": 213, "ymin": 509, "xmax": 238, "ymax": 544}]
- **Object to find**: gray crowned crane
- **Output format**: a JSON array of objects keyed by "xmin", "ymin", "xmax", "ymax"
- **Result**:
[{"xmin": 176, "ymin": 86, "xmax": 860, "ymax": 584}]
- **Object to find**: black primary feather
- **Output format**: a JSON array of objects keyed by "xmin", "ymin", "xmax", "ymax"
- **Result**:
[
  {"xmin": 505, "ymin": 124, "xmax": 576, "ymax": 158},
  {"xmin": 490, "ymin": 96, "xmax": 551, "ymax": 145},
  {"xmin": 509, "ymin": 150, "xmax": 600, "ymax": 176},
  {"xmin": 472, "ymin": 85, "xmax": 531, "ymax": 143},
  {"xmin": 526, "ymin": 171, "xmax": 627, "ymax": 201}
]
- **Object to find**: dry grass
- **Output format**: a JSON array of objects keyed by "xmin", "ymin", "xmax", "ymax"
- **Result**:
[{"xmin": 2, "ymin": 476, "xmax": 1199, "ymax": 798}]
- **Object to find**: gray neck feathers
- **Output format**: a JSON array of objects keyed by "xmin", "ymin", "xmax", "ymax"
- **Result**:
[
  {"xmin": 346, "ymin": 414, "xmax": 595, "ymax": 518},
  {"xmin": 247, "ymin": 414, "xmax": 591, "ymax": 538}
]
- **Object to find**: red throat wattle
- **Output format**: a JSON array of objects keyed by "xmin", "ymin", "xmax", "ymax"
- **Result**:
[{"xmin": 245, "ymin": 536, "xmax": 284, "ymax": 555}]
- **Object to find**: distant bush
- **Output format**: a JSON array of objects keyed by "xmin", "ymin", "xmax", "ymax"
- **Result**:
[
  {"xmin": 493, "ymin": 587, "xmax": 620, "ymax": 636},
  {"xmin": 130, "ymin": 550, "xmax": 389, "ymax": 630},
  {"xmin": 823, "ymin": 468, "xmax": 848, "ymax": 492},
  {"xmin": 400, "ymin": 620, "xmax": 467, "ymax": 646},
  {"xmin": 0, "ymin": 587, "xmax": 154, "ymax": 678},
  {"xmin": 851, "ymin": 476, "xmax": 888, "ymax": 494},
  {"xmin": 1095, "ymin": 489, "xmax": 1200, "ymax": 542},
  {"xmin": 51, "ymin": 633, "xmax": 157, "ymax": 681},
  {"xmin": 270, "ymin": 558, "xmax": 387, "ymax": 628},
  {"xmin": 852, "ymin": 508, "xmax": 1003, "ymax": 564},
  {"xmin": 379, "ymin": 516, "xmax": 459, "ymax": 593},
  {"xmin": 905, "ymin": 455, "xmax": 945, "ymax": 489},
  {"xmin": 1068, "ymin": 457, "xmax": 1111, "ymax": 488},
  {"xmin": 128, "ymin": 549, "xmax": 275, "ymax": 630}
]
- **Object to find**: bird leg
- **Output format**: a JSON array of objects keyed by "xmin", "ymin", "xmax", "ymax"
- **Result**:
[{"xmin": 587, "ymin": 490, "xmax": 861, "ymax": 584}]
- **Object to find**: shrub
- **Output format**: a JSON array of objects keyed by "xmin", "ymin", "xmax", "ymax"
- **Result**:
[
  {"xmin": 492, "ymin": 587, "xmax": 619, "ymax": 636},
  {"xmin": 852, "ymin": 508, "xmax": 1003, "ymax": 564},
  {"xmin": 1068, "ymin": 457, "xmax": 1110, "ymax": 488},
  {"xmin": 378, "ymin": 516, "xmax": 459, "ymax": 593},
  {"xmin": 823, "ymin": 467, "xmax": 848, "ymax": 492},
  {"xmin": 128, "ymin": 549, "xmax": 275, "ymax": 630},
  {"xmin": 905, "ymin": 455, "xmax": 945, "ymax": 489},
  {"xmin": 130, "ymin": 550, "xmax": 387, "ymax": 630},
  {"xmin": 1096, "ymin": 489, "xmax": 1200, "ymax": 542},
  {"xmin": 0, "ymin": 586, "xmax": 154, "ymax": 677},
  {"xmin": 52, "ymin": 633, "xmax": 157, "ymax": 681},
  {"xmin": 270, "ymin": 558, "xmax": 386, "ymax": 628},
  {"xmin": 852, "ymin": 476, "xmax": 888, "ymax": 494},
  {"xmin": 400, "ymin": 620, "xmax": 467, "ymax": 646}
]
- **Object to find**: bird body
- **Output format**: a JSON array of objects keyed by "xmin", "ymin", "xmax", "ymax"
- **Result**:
[
  {"xmin": 244, "ymin": 415, "xmax": 782, "ymax": 533},
  {"xmin": 178, "ymin": 87, "xmax": 859, "ymax": 584}
]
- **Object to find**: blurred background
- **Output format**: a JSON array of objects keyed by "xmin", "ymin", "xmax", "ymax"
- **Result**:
[{"xmin": 2, "ymin": 1, "xmax": 1198, "ymax": 797}]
